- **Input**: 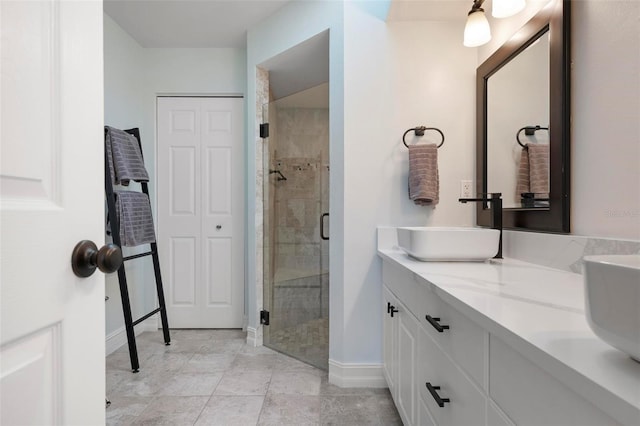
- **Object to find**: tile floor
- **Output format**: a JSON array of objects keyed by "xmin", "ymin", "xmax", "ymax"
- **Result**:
[
  {"xmin": 267, "ymin": 317, "xmax": 329, "ymax": 371},
  {"xmin": 106, "ymin": 329, "xmax": 401, "ymax": 425}
]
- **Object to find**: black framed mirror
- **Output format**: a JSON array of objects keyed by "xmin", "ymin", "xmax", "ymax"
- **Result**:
[{"xmin": 476, "ymin": 0, "xmax": 570, "ymax": 232}]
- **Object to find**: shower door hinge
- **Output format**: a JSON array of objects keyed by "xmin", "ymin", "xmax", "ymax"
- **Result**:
[
  {"xmin": 260, "ymin": 123, "xmax": 269, "ymax": 139},
  {"xmin": 260, "ymin": 310, "xmax": 270, "ymax": 326}
]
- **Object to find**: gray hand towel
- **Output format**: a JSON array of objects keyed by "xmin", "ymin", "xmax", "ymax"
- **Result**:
[
  {"xmin": 114, "ymin": 191, "xmax": 156, "ymax": 247},
  {"xmin": 516, "ymin": 144, "xmax": 549, "ymax": 199},
  {"xmin": 408, "ymin": 144, "xmax": 439, "ymax": 206},
  {"xmin": 527, "ymin": 143, "xmax": 549, "ymax": 195},
  {"xmin": 105, "ymin": 126, "xmax": 149, "ymax": 186},
  {"xmin": 516, "ymin": 148, "xmax": 531, "ymax": 197}
]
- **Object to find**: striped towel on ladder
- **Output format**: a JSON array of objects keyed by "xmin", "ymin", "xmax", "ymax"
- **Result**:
[
  {"xmin": 114, "ymin": 191, "xmax": 156, "ymax": 247},
  {"xmin": 105, "ymin": 126, "xmax": 149, "ymax": 186}
]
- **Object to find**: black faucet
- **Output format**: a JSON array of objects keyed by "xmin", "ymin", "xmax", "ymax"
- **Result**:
[{"xmin": 458, "ymin": 192, "xmax": 503, "ymax": 259}]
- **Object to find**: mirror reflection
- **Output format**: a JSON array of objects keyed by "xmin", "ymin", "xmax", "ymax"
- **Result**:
[{"xmin": 487, "ymin": 31, "xmax": 550, "ymax": 209}]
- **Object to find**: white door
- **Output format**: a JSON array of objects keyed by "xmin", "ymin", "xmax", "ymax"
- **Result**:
[
  {"xmin": 0, "ymin": 1, "xmax": 104, "ymax": 424},
  {"xmin": 157, "ymin": 97, "xmax": 244, "ymax": 328}
]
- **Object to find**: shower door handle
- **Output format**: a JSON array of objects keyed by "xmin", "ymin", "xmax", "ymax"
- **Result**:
[{"xmin": 320, "ymin": 213, "xmax": 329, "ymax": 240}]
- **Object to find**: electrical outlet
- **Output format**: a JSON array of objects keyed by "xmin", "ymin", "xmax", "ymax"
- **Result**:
[{"xmin": 461, "ymin": 180, "xmax": 473, "ymax": 198}]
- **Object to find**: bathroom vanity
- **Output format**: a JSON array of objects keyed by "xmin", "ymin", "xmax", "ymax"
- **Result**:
[{"xmin": 378, "ymin": 228, "xmax": 640, "ymax": 426}]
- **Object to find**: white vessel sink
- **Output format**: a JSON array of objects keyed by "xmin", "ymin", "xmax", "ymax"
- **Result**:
[
  {"xmin": 584, "ymin": 255, "xmax": 640, "ymax": 362},
  {"xmin": 396, "ymin": 227, "xmax": 500, "ymax": 262}
]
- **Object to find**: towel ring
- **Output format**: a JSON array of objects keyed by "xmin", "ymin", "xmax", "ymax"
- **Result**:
[
  {"xmin": 403, "ymin": 126, "xmax": 445, "ymax": 148},
  {"xmin": 516, "ymin": 125, "xmax": 549, "ymax": 148}
]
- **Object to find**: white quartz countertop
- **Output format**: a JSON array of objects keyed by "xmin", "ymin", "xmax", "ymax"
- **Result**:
[{"xmin": 377, "ymin": 228, "xmax": 640, "ymax": 425}]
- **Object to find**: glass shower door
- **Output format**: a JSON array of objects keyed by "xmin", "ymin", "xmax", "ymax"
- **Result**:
[{"xmin": 262, "ymin": 87, "xmax": 330, "ymax": 370}]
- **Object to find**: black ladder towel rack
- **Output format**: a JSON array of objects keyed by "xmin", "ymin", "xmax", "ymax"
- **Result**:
[{"xmin": 104, "ymin": 127, "xmax": 171, "ymax": 372}]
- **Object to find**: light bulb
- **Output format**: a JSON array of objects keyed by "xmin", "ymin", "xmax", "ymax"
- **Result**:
[
  {"xmin": 464, "ymin": 9, "xmax": 492, "ymax": 47},
  {"xmin": 492, "ymin": 0, "xmax": 526, "ymax": 18}
]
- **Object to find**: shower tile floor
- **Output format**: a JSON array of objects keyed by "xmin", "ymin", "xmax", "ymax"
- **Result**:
[
  {"xmin": 106, "ymin": 329, "xmax": 401, "ymax": 425},
  {"xmin": 266, "ymin": 317, "xmax": 329, "ymax": 371}
]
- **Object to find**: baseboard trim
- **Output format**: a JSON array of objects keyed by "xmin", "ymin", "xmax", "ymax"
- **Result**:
[
  {"xmin": 105, "ymin": 316, "xmax": 159, "ymax": 356},
  {"xmin": 328, "ymin": 359, "xmax": 388, "ymax": 388},
  {"xmin": 246, "ymin": 326, "xmax": 262, "ymax": 347}
]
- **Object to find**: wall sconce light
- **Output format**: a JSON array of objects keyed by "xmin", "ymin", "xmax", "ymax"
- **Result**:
[{"xmin": 464, "ymin": 0, "xmax": 526, "ymax": 47}]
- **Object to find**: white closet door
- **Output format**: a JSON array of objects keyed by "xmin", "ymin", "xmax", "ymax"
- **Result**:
[{"xmin": 157, "ymin": 97, "xmax": 244, "ymax": 328}]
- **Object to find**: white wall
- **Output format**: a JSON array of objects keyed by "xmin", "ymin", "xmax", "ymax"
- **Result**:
[
  {"xmin": 342, "ymin": 4, "xmax": 477, "ymax": 364},
  {"xmin": 103, "ymin": 14, "xmax": 247, "ymax": 341},
  {"xmin": 481, "ymin": 0, "xmax": 640, "ymax": 240},
  {"xmin": 570, "ymin": 0, "xmax": 640, "ymax": 239},
  {"xmin": 103, "ymin": 14, "xmax": 152, "ymax": 339}
]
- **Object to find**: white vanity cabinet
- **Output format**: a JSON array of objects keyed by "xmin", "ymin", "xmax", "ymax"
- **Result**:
[
  {"xmin": 384, "ymin": 287, "xmax": 420, "ymax": 425},
  {"xmin": 381, "ymin": 259, "xmax": 623, "ymax": 426},
  {"xmin": 382, "ymin": 260, "xmax": 493, "ymax": 426},
  {"xmin": 489, "ymin": 336, "xmax": 619, "ymax": 425}
]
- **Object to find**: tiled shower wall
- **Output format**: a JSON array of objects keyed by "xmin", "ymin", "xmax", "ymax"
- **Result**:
[
  {"xmin": 254, "ymin": 66, "xmax": 269, "ymax": 344},
  {"xmin": 267, "ymin": 107, "xmax": 330, "ymax": 332}
]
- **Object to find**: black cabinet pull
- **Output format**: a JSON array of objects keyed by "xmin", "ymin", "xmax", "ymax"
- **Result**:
[
  {"xmin": 387, "ymin": 302, "xmax": 392, "ymax": 314},
  {"xmin": 390, "ymin": 305, "xmax": 399, "ymax": 318},
  {"xmin": 425, "ymin": 315, "xmax": 450, "ymax": 333},
  {"xmin": 426, "ymin": 382, "xmax": 450, "ymax": 407}
]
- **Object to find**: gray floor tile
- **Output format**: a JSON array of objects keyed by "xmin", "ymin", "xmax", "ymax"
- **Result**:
[
  {"xmin": 268, "ymin": 370, "xmax": 322, "ymax": 395},
  {"xmin": 194, "ymin": 395, "xmax": 265, "ymax": 425},
  {"xmin": 143, "ymin": 352, "xmax": 193, "ymax": 373},
  {"xmin": 157, "ymin": 372, "xmax": 223, "ymax": 396},
  {"xmin": 106, "ymin": 396, "xmax": 152, "ymax": 426},
  {"xmin": 181, "ymin": 353, "xmax": 236, "ymax": 373},
  {"xmin": 239, "ymin": 344, "xmax": 279, "ymax": 355},
  {"xmin": 202, "ymin": 339, "xmax": 244, "ymax": 355},
  {"xmin": 320, "ymin": 395, "xmax": 370, "ymax": 425},
  {"xmin": 229, "ymin": 353, "xmax": 278, "ymax": 372},
  {"xmin": 257, "ymin": 394, "xmax": 321, "ymax": 426},
  {"xmin": 210, "ymin": 329, "xmax": 247, "ymax": 340},
  {"xmin": 170, "ymin": 329, "xmax": 216, "ymax": 340},
  {"xmin": 319, "ymin": 376, "xmax": 389, "ymax": 396},
  {"xmin": 370, "ymin": 391, "xmax": 403, "ymax": 425},
  {"xmin": 214, "ymin": 370, "xmax": 273, "ymax": 396},
  {"xmin": 131, "ymin": 396, "xmax": 209, "ymax": 425},
  {"xmin": 320, "ymin": 394, "xmax": 401, "ymax": 425},
  {"xmin": 162, "ymin": 338, "xmax": 214, "ymax": 354},
  {"xmin": 105, "ymin": 329, "xmax": 400, "ymax": 425},
  {"xmin": 106, "ymin": 369, "xmax": 134, "ymax": 395},
  {"xmin": 111, "ymin": 369, "xmax": 174, "ymax": 397},
  {"xmin": 274, "ymin": 353, "xmax": 326, "ymax": 374},
  {"xmin": 107, "ymin": 351, "xmax": 151, "ymax": 372}
]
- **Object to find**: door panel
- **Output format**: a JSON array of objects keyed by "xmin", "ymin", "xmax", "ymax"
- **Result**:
[
  {"xmin": 206, "ymin": 238, "xmax": 232, "ymax": 306},
  {"xmin": 1, "ymin": 324, "xmax": 61, "ymax": 426},
  {"xmin": 201, "ymin": 98, "xmax": 243, "ymax": 327},
  {"xmin": 158, "ymin": 97, "xmax": 243, "ymax": 328},
  {"xmin": 1, "ymin": 0, "xmax": 58, "ymax": 202},
  {"xmin": 170, "ymin": 147, "xmax": 197, "ymax": 215},
  {"xmin": 170, "ymin": 237, "xmax": 197, "ymax": 306},
  {"xmin": 205, "ymin": 147, "xmax": 231, "ymax": 215},
  {"xmin": 1, "ymin": 0, "xmax": 104, "ymax": 423}
]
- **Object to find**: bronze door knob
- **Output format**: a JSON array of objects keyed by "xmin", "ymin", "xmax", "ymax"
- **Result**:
[{"xmin": 71, "ymin": 240, "xmax": 123, "ymax": 277}]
